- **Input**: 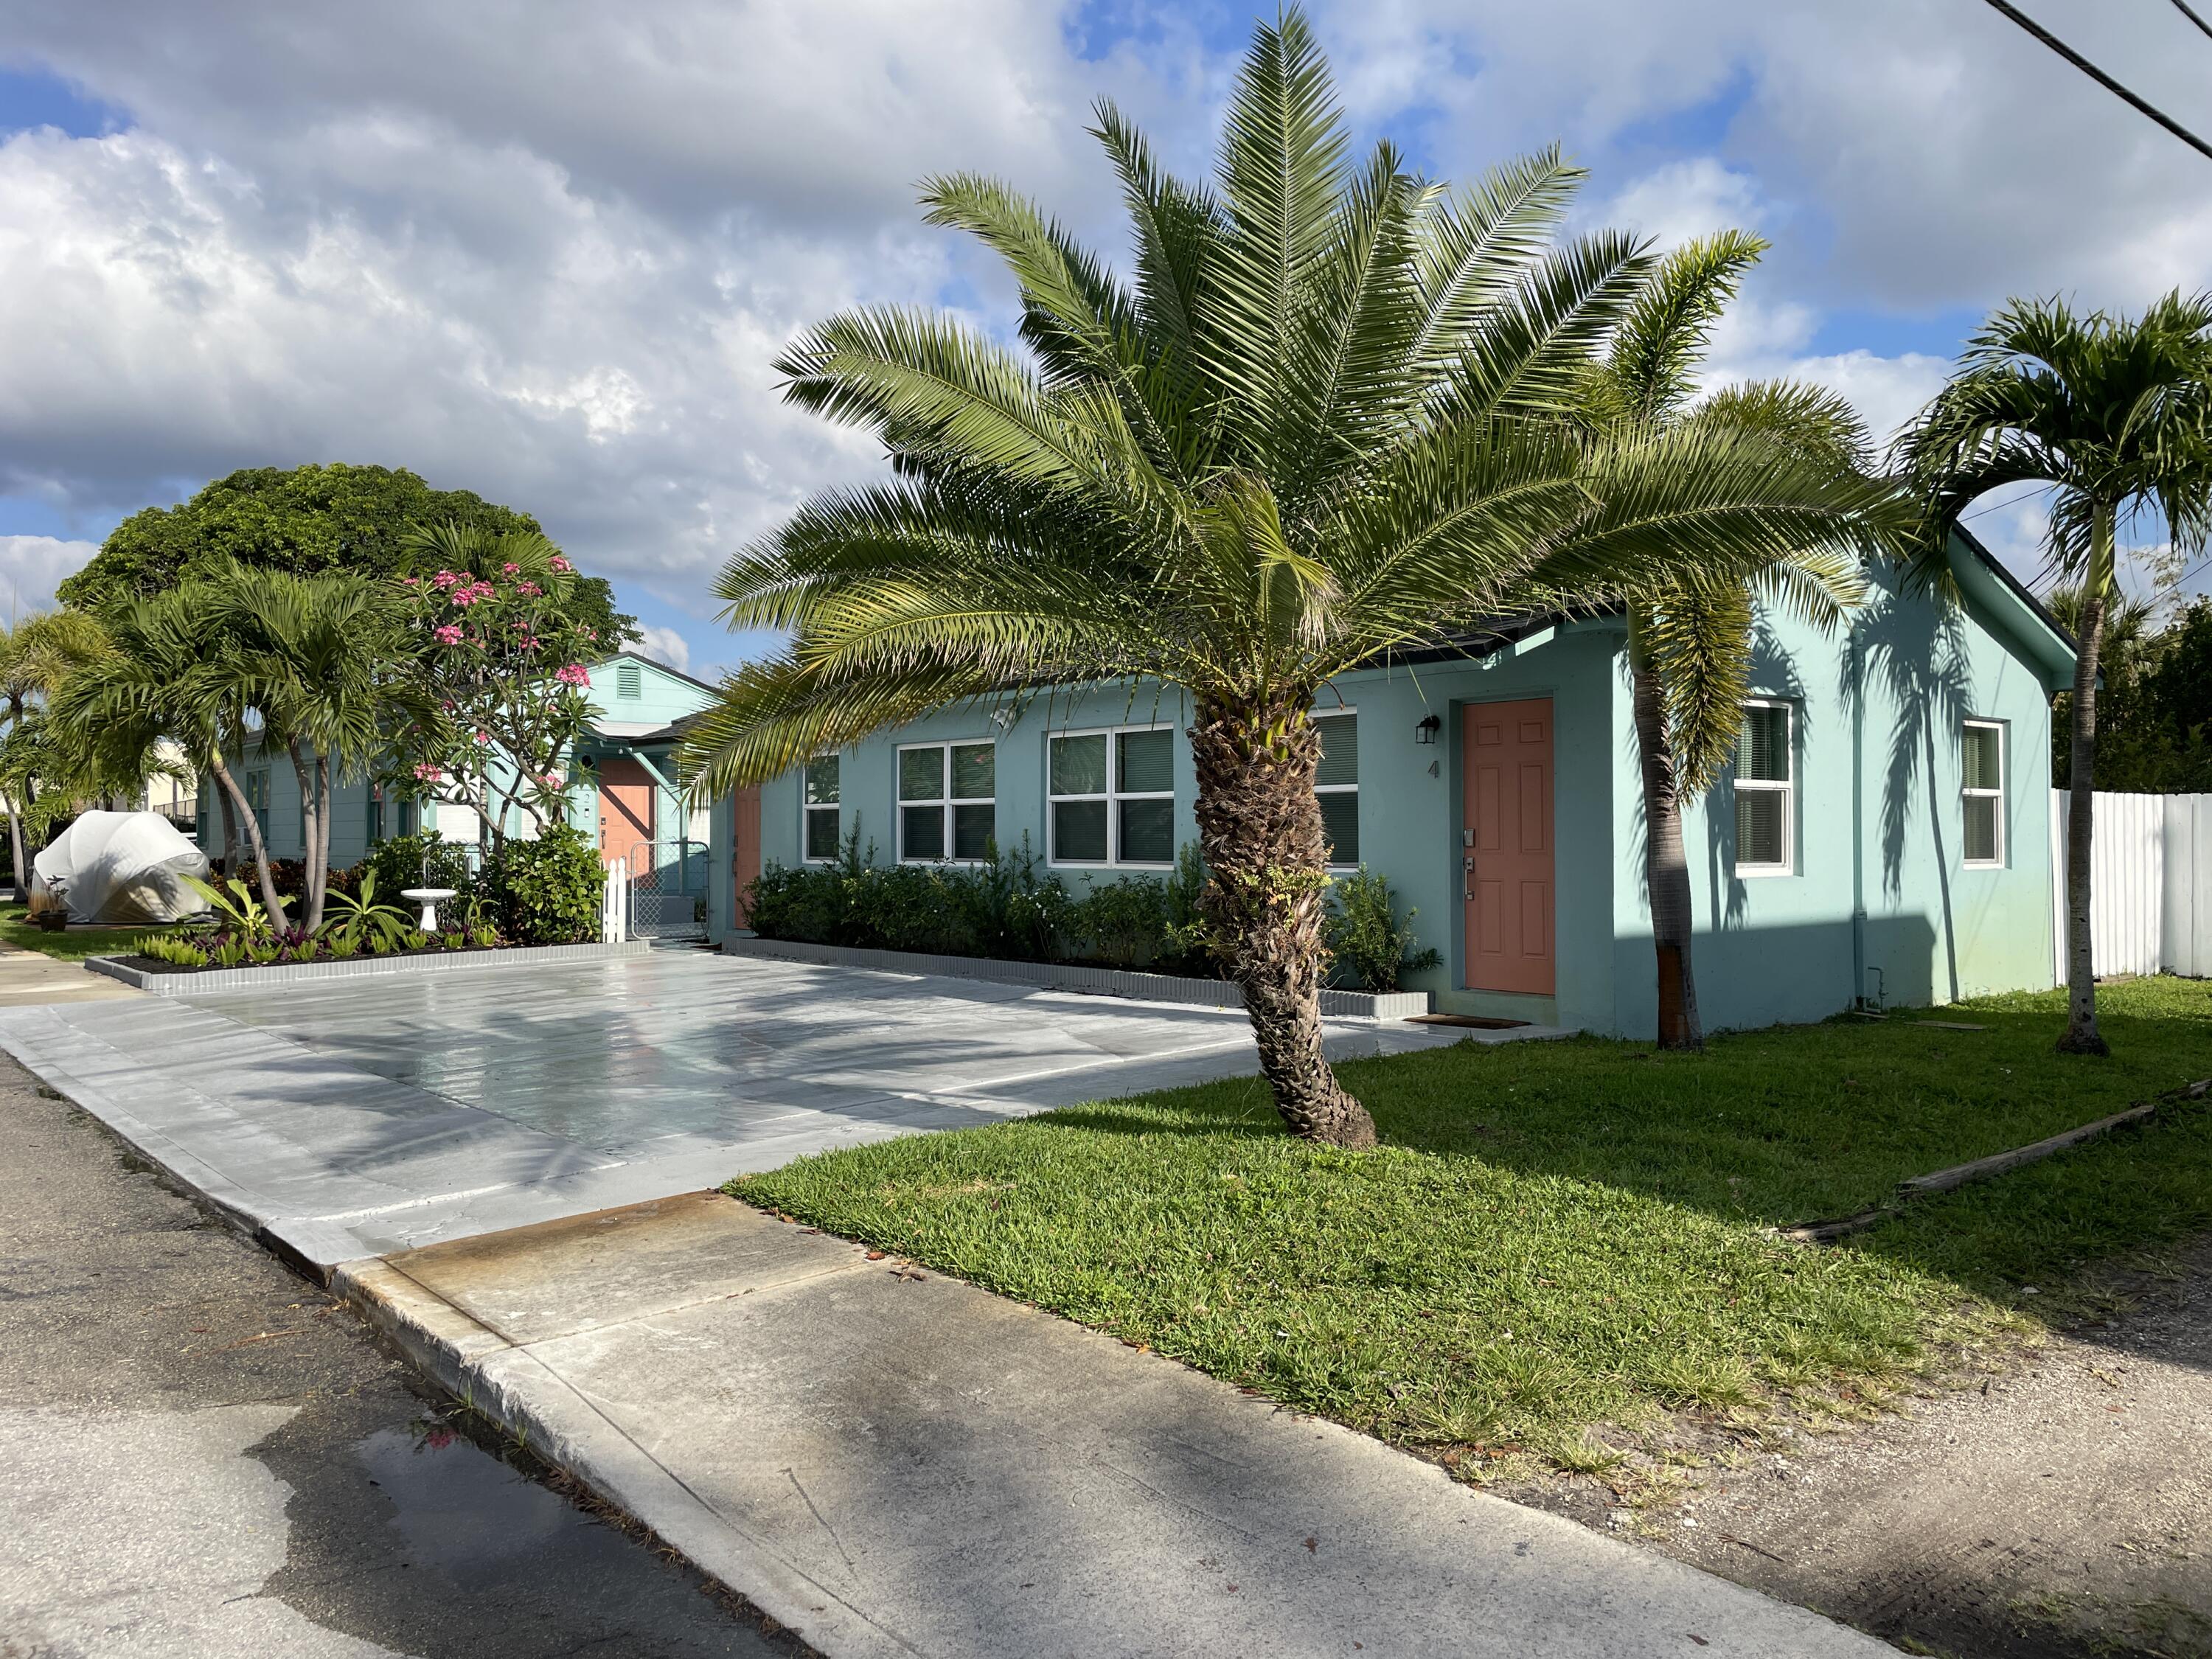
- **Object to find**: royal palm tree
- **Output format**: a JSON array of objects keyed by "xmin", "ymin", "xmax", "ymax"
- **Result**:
[
  {"xmin": 682, "ymin": 11, "xmax": 1907, "ymax": 1145},
  {"xmin": 51, "ymin": 583, "xmax": 289, "ymax": 922},
  {"xmin": 1899, "ymin": 293, "xmax": 2212, "ymax": 1055},
  {"xmin": 0, "ymin": 611, "xmax": 110, "ymax": 898},
  {"xmin": 1585, "ymin": 233, "xmax": 1882, "ymax": 1049}
]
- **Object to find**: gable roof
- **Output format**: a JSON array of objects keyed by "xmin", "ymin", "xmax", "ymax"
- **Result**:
[
  {"xmin": 592, "ymin": 648, "xmax": 719, "ymax": 697},
  {"xmin": 1949, "ymin": 524, "xmax": 2078, "ymax": 689}
]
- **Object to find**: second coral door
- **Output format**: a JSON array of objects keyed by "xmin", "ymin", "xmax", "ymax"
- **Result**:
[
  {"xmin": 1462, "ymin": 698, "xmax": 1555, "ymax": 995},
  {"xmin": 597, "ymin": 758, "xmax": 655, "ymax": 869}
]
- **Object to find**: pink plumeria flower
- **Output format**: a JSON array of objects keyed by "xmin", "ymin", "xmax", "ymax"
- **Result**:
[
  {"xmin": 502, "ymin": 562, "xmax": 521, "ymax": 574},
  {"xmin": 435, "ymin": 625, "xmax": 464, "ymax": 644},
  {"xmin": 414, "ymin": 763, "xmax": 445, "ymax": 782},
  {"xmin": 549, "ymin": 555, "xmax": 572, "ymax": 573},
  {"xmin": 554, "ymin": 663, "xmax": 591, "ymax": 687},
  {"xmin": 517, "ymin": 581, "xmax": 540, "ymax": 597},
  {"xmin": 400, "ymin": 574, "xmax": 421, "ymax": 585},
  {"xmin": 432, "ymin": 570, "xmax": 462, "ymax": 589}
]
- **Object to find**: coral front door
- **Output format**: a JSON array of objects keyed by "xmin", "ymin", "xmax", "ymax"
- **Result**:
[
  {"xmin": 1462, "ymin": 698, "xmax": 1555, "ymax": 995},
  {"xmin": 597, "ymin": 758, "xmax": 654, "ymax": 869}
]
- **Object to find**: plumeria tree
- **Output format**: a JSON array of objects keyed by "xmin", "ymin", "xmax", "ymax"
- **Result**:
[{"xmin": 383, "ymin": 522, "xmax": 608, "ymax": 852}]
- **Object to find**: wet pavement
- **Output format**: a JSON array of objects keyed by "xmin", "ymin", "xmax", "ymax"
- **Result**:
[
  {"xmin": 0, "ymin": 950, "xmax": 1461, "ymax": 1263},
  {"xmin": 0, "ymin": 1054, "xmax": 797, "ymax": 1659}
]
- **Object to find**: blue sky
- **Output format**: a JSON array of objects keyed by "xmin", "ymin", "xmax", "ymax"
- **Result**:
[{"xmin": 1, "ymin": 0, "xmax": 2208, "ymax": 674}]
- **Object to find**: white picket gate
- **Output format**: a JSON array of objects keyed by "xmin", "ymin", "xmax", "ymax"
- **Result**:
[
  {"xmin": 2050, "ymin": 790, "xmax": 2212, "ymax": 979},
  {"xmin": 600, "ymin": 856, "xmax": 630, "ymax": 945}
]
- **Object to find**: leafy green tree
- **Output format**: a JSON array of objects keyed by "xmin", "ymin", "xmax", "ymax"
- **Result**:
[
  {"xmin": 58, "ymin": 462, "xmax": 632, "ymax": 644},
  {"xmin": 381, "ymin": 521, "xmax": 606, "ymax": 852},
  {"xmin": 52, "ymin": 582, "xmax": 289, "ymax": 922},
  {"xmin": 681, "ymin": 12, "xmax": 1905, "ymax": 1146},
  {"xmin": 1584, "ymin": 233, "xmax": 1881, "ymax": 1051},
  {"xmin": 0, "ymin": 611, "xmax": 111, "ymax": 896},
  {"xmin": 1899, "ymin": 293, "xmax": 2212, "ymax": 1056}
]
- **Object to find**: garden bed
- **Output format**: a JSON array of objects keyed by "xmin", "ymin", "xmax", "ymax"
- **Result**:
[
  {"xmin": 722, "ymin": 933, "xmax": 1431, "ymax": 1020},
  {"xmin": 88, "ymin": 938, "xmax": 651, "ymax": 995}
]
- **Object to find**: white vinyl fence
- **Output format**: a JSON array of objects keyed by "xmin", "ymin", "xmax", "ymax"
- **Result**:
[
  {"xmin": 2051, "ymin": 790, "xmax": 2212, "ymax": 979},
  {"xmin": 600, "ymin": 856, "xmax": 630, "ymax": 945}
]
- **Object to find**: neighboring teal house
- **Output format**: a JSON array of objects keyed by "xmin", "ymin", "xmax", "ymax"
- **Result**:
[
  {"xmin": 706, "ymin": 532, "xmax": 2075, "ymax": 1035},
  {"xmin": 198, "ymin": 653, "xmax": 716, "ymax": 917}
]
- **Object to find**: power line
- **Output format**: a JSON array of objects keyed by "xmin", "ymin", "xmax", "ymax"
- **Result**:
[
  {"xmin": 1978, "ymin": 0, "xmax": 2212, "ymax": 162},
  {"xmin": 1960, "ymin": 483, "xmax": 2051, "ymax": 524},
  {"xmin": 2170, "ymin": 0, "xmax": 2212, "ymax": 46}
]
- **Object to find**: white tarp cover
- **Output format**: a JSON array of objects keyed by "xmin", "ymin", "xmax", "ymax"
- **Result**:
[{"xmin": 30, "ymin": 810, "xmax": 212, "ymax": 925}]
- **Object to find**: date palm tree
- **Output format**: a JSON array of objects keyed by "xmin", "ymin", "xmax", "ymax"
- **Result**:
[
  {"xmin": 1587, "ymin": 233, "xmax": 1880, "ymax": 1049},
  {"xmin": 683, "ymin": 10, "xmax": 1906, "ymax": 1145},
  {"xmin": 1898, "ymin": 293, "xmax": 2212, "ymax": 1055}
]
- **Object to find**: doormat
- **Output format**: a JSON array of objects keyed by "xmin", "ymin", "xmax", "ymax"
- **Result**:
[{"xmin": 1406, "ymin": 1013, "xmax": 1530, "ymax": 1030}]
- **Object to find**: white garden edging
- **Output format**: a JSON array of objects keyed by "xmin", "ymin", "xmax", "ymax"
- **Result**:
[
  {"xmin": 86, "ymin": 938, "xmax": 653, "ymax": 995},
  {"xmin": 720, "ymin": 934, "xmax": 1430, "ymax": 1021}
]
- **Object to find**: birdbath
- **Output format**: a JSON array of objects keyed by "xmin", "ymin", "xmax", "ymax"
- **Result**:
[{"xmin": 400, "ymin": 888, "xmax": 457, "ymax": 932}]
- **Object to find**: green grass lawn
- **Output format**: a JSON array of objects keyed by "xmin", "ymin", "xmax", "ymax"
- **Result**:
[
  {"xmin": 734, "ymin": 977, "xmax": 2212, "ymax": 1474},
  {"xmin": 0, "ymin": 903, "xmax": 167, "ymax": 961}
]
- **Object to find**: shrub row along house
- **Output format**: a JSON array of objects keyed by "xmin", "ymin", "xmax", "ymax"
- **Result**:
[{"xmin": 700, "ymin": 528, "xmax": 2074, "ymax": 1037}]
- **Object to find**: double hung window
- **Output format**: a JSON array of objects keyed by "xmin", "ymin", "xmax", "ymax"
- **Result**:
[
  {"xmin": 1733, "ymin": 702, "xmax": 1793, "ymax": 874},
  {"xmin": 1049, "ymin": 726, "xmax": 1175, "ymax": 866},
  {"xmin": 1962, "ymin": 720, "xmax": 2005, "ymax": 866},
  {"xmin": 1313, "ymin": 710, "xmax": 1358, "ymax": 866},
  {"xmin": 803, "ymin": 755, "xmax": 841, "ymax": 861},
  {"xmin": 899, "ymin": 742, "xmax": 996, "ymax": 861}
]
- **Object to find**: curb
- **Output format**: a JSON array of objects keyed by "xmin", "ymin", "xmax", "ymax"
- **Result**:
[
  {"xmin": 331, "ymin": 1248, "xmax": 902, "ymax": 1659},
  {"xmin": 84, "ymin": 938, "xmax": 654, "ymax": 995},
  {"xmin": 720, "ymin": 934, "xmax": 1431, "ymax": 1022}
]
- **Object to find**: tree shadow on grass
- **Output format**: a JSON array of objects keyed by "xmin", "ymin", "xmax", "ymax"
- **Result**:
[{"xmin": 1032, "ymin": 982, "xmax": 2212, "ymax": 1300}]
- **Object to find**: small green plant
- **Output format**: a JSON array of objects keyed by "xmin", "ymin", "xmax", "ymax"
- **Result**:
[
  {"xmin": 136, "ymin": 933, "xmax": 210, "ymax": 967},
  {"xmin": 319, "ymin": 872, "xmax": 416, "ymax": 956},
  {"xmin": 325, "ymin": 928, "xmax": 363, "ymax": 960},
  {"xmin": 182, "ymin": 873, "xmax": 277, "ymax": 941},
  {"xmin": 1324, "ymin": 868, "xmax": 1441, "ymax": 993}
]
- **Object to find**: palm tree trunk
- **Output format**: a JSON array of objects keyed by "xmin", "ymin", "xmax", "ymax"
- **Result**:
[
  {"xmin": 208, "ymin": 754, "xmax": 285, "ymax": 925},
  {"xmin": 305, "ymin": 751, "xmax": 333, "ymax": 933},
  {"xmin": 6, "ymin": 804, "xmax": 24, "ymax": 904},
  {"xmin": 1627, "ymin": 613, "xmax": 1703, "ymax": 1051},
  {"xmin": 215, "ymin": 772, "xmax": 237, "ymax": 877},
  {"xmin": 1189, "ymin": 697, "xmax": 1377, "ymax": 1148},
  {"xmin": 2059, "ymin": 501, "xmax": 2114, "ymax": 1057}
]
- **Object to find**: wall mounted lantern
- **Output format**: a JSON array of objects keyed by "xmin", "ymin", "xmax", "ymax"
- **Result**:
[{"xmin": 1414, "ymin": 714, "xmax": 1441, "ymax": 745}]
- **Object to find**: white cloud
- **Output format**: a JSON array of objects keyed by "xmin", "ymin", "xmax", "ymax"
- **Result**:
[
  {"xmin": 630, "ymin": 625, "xmax": 692, "ymax": 675},
  {"xmin": 0, "ymin": 536, "xmax": 98, "ymax": 616},
  {"xmin": 7, "ymin": 0, "xmax": 2212, "ymax": 635}
]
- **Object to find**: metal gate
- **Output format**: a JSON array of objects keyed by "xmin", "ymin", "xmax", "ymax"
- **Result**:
[{"xmin": 626, "ymin": 838, "xmax": 710, "ymax": 940}]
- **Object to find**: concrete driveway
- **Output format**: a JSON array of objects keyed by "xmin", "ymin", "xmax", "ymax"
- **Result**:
[{"xmin": 0, "ymin": 948, "xmax": 1458, "ymax": 1265}]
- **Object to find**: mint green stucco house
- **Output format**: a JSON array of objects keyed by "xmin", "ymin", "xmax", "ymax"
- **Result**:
[{"xmin": 706, "ymin": 531, "xmax": 2073, "ymax": 1036}]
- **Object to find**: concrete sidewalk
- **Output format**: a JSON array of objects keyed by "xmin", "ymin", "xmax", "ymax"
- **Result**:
[
  {"xmin": 0, "ymin": 941, "xmax": 141, "ymax": 1006},
  {"xmin": 343, "ymin": 1191, "xmax": 1896, "ymax": 1659}
]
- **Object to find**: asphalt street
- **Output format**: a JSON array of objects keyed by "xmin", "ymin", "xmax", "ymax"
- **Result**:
[{"xmin": 0, "ymin": 1052, "xmax": 799, "ymax": 1659}]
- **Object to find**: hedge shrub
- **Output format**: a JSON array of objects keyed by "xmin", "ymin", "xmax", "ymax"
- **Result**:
[{"xmin": 481, "ymin": 824, "xmax": 602, "ymax": 944}]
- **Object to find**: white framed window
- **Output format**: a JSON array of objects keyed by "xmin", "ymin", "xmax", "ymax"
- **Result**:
[
  {"xmin": 1314, "ymin": 709, "xmax": 1358, "ymax": 867},
  {"xmin": 1733, "ymin": 700, "xmax": 1793, "ymax": 876},
  {"xmin": 1048, "ymin": 725, "xmax": 1175, "ymax": 866},
  {"xmin": 1962, "ymin": 719, "xmax": 2005, "ymax": 866},
  {"xmin": 802, "ymin": 754, "xmax": 841, "ymax": 862},
  {"xmin": 899, "ymin": 740, "xmax": 996, "ymax": 862}
]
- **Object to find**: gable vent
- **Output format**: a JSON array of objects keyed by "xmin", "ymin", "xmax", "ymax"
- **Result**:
[{"xmin": 616, "ymin": 662, "xmax": 642, "ymax": 699}]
